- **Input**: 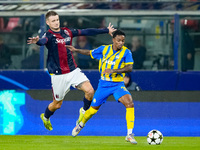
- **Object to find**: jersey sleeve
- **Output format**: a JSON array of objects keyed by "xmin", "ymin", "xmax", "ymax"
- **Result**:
[
  {"xmin": 36, "ymin": 33, "xmax": 48, "ymax": 46},
  {"xmin": 69, "ymin": 28, "xmax": 80, "ymax": 37},
  {"xmin": 90, "ymin": 45, "xmax": 105, "ymax": 60},
  {"xmin": 124, "ymin": 50, "xmax": 134, "ymax": 65},
  {"xmin": 70, "ymin": 28, "xmax": 109, "ymax": 37}
]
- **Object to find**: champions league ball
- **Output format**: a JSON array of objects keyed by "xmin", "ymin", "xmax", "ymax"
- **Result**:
[{"xmin": 147, "ymin": 130, "xmax": 163, "ymax": 145}]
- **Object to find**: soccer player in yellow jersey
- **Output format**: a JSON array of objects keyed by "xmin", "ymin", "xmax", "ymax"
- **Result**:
[{"xmin": 66, "ymin": 30, "xmax": 137, "ymax": 144}]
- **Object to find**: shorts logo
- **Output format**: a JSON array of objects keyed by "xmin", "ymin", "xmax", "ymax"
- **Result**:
[
  {"xmin": 93, "ymin": 98, "xmax": 96, "ymax": 103},
  {"xmin": 121, "ymin": 86, "xmax": 127, "ymax": 91},
  {"xmin": 56, "ymin": 94, "xmax": 59, "ymax": 99}
]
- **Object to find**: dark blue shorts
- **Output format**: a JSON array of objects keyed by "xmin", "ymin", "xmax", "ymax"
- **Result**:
[{"xmin": 91, "ymin": 80, "xmax": 131, "ymax": 107}]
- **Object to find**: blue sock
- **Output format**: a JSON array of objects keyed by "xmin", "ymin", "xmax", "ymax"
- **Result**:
[
  {"xmin": 83, "ymin": 97, "xmax": 92, "ymax": 111},
  {"xmin": 44, "ymin": 107, "xmax": 54, "ymax": 119}
]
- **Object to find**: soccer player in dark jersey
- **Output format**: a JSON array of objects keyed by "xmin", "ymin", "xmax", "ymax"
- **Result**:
[
  {"xmin": 67, "ymin": 30, "xmax": 137, "ymax": 144},
  {"xmin": 27, "ymin": 10, "xmax": 116, "ymax": 131}
]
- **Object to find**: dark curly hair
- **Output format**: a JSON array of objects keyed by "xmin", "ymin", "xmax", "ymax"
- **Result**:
[{"xmin": 112, "ymin": 30, "xmax": 126, "ymax": 38}]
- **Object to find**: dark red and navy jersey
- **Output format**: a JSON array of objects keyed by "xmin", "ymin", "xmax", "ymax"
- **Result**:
[{"xmin": 36, "ymin": 27, "xmax": 109, "ymax": 74}]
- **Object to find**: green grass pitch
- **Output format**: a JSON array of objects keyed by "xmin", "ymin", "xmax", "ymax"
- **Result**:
[{"xmin": 0, "ymin": 136, "xmax": 200, "ymax": 150}]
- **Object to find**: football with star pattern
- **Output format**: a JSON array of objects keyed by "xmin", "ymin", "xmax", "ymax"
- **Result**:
[{"xmin": 147, "ymin": 129, "xmax": 163, "ymax": 145}]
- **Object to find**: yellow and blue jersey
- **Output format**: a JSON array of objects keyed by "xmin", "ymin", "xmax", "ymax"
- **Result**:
[{"xmin": 90, "ymin": 44, "xmax": 134, "ymax": 82}]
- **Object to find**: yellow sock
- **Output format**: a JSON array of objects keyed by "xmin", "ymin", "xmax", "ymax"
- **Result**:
[
  {"xmin": 82, "ymin": 107, "xmax": 98, "ymax": 124},
  {"xmin": 126, "ymin": 107, "xmax": 135, "ymax": 135}
]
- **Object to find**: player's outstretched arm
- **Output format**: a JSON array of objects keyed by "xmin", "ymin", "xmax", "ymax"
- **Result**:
[
  {"xmin": 103, "ymin": 64, "xmax": 133, "ymax": 75},
  {"xmin": 78, "ymin": 22, "xmax": 116, "ymax": 37},
  {"xmin": 27, "ymin": 36, "xmax": 39, "ymax": 44},
  {"xmin": 66, "ymin": 45, "xmax": 90, "ymax": 56},
  {"xmin": 27, "ymin": 35, "xmax": 47, "ymax": 46}
]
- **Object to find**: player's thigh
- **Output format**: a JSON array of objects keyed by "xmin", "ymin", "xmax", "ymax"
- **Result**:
[
  {"xmin": 113, "ymin": 86, "xmax": 133, "ymax": 108},
  {"xmin": 71, "ymin": 68, "xmax": 91, "ymax": 90},
  {"xmin": 118, "ymin": 94, "xmax": 134, "ymax": 108},
  {"xmin": 51, "ymin": 74, "xmax": 70, "ymax": 101},
  {"xmin": 77, "ymin": 80, "xmax": 94, "ymax": 95},
  {"xmin": 52, "ymin": 98, "xmax": 63, "ymax": 105},
  {"xmin": 52, "ymin": 98, "xmax": 63, "ymax": 108},
  {"xmin": 91, "ymin": 86, "xmax": 112, "ymax": 107}
]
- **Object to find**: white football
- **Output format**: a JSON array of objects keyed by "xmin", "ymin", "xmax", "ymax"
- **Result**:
[{"xmin": 147, "ymin": 129, "xmax": 163, "ymax": 145}]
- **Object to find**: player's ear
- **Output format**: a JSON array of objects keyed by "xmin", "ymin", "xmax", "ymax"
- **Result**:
[
  {"xmin": 46, "ymin": 20, "xmax": 49, "ymax": 26},
  {"xmin": 112, "ymin": 38, "xmax": 115, "ymax": 43}
]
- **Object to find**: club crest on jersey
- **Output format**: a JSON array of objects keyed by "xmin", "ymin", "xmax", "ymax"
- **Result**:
[
  {"xmin": 116, "ymin": 55, "xmax": 120, "ymax": 59},
  {"xmin": 64, "ymin": 30, "xmax": 69, "ymax": 35},
  {"xmin": 56, "ymin": 37, "xmax": 71, "ymax": 44}
]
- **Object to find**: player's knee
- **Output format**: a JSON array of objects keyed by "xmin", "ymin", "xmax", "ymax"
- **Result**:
[
  {"xmin": 85, "ymin": 88, "xmax": 94, "ymax": 100},
  {"xmin": 125, "ymin": 101, "xmax": 134, "ymax": 108},
  {"xmin": 88, "ymin": 88, "xmax": 94, "ymax": 96},
  {"xmin": 53, "ymin": 101, "xmax": 63, "ymax": 109},
  {"xmin": 56, "ymin": 103, "xmax": 62, "ymax": 109}
]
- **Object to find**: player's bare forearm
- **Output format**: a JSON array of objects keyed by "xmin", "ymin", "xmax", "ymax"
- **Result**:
[
  {"xmin": 114, "ymin": 64, "xmax": 133, "ymax": 73},
  {"xmin": 103, "ymin": 64, "xmax": 133, "ymax": 74},
  {"xmin": 75, "ymin": 49, "xmax": 90, "ymax": 56},
  {"xmin": 66, "ymin": 45, "xmax": 90, "ymax": 56}
]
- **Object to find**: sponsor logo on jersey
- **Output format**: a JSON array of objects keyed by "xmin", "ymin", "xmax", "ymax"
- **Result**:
[
  {"xmin": 55, "ymin": 37, "xmax": 71, "ymax": 44},
  {"xmin": 105, "ymin": 60, "xmax": 115, "ymax": 65}
]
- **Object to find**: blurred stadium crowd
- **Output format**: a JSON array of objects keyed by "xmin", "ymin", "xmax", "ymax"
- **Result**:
[{"xmin": 0, "ymin": 0, "xmax": 200, "ymax": 71}]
